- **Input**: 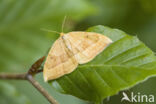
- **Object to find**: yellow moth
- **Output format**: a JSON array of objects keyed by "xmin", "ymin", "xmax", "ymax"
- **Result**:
[{"xmin": 43, "ymin": 32, "xmax": 112, "ymax": 82}]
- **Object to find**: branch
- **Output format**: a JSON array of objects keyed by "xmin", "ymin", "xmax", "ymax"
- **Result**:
[
  {"xmin": 0, "ymin": 56, "xmax": 58, "ymax": 104},
  {"xmin": 27, "ymin": 75, "xmax": 58, "ymax": 104},
  {"xmin": 0, "ymin": 73, "xmax": 27, "ymax": 80}
]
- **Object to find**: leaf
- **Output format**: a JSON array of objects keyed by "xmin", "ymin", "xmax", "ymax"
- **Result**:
[
  {"xmin": 0, "ymin": 81, "xmax": 30, "ymax": 104},
  {"xmin": 49, "ymin": 25, "xmax": 156, "ymax": 103}
]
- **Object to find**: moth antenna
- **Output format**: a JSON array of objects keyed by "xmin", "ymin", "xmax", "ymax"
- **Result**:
[
  {"xmin": 40, "ymin": 28, "xmax": 60, "ymax": 34},
  {"xmin": 61, "ymin": 15, "xmax": 67, "ymax": 33}
]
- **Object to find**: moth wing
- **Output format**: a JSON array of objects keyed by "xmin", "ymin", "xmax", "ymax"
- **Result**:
[
  {"xmin": 63, "ymin": 32, "xmax": 112, "ymax": 64},
  {"xmin": 43, "ymin": 37, "xmax": 78, "ymax": 81}
]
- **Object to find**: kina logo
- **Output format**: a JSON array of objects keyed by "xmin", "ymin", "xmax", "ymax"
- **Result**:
[{"xmin": 121, "ymin": 92, "xmax": 154, "ymax": 103}]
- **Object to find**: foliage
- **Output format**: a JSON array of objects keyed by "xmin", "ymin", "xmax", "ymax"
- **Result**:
[
  {"xmin": 0, "ymin": 0, "xmax": 94, "ymax": 72},
  {"xmin": 0, "ymin": 0, "xmax": 94, "ymax": 104},
  {"xmin": 0, "ymin": 0, "xmax": 156, "ymax": 104},
  {"xmin": 50, "ymin": 25, "xmax": 156, "ymax": 103}
]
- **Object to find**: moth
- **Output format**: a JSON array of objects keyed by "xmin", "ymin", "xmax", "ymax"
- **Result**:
[{"xmin": 43, "ymin": 32, "xmax": 112, "ymax": 82}]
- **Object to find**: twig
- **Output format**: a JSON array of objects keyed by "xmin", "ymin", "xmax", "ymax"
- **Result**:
[
  {"xmin": 0, "ymin": 56, "xmax": 58, "ymax": 104},
  {"xmin": 27, "ymin": 75, "xmax": 58, "ymax": 104},
  {"xmin": 0, "ymin": 73, "xmax": 27, "ymax": 80}
]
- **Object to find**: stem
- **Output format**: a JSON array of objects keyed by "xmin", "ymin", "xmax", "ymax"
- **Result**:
[
  {"xmin": 27, "ymin": 75, "xmax": 58, "ymax": 104},
  {"xmin": 0, "ymin": 56, "xmax": 59, "ymax": 104},
  {"xmin": 0, "ymin": 73, "xmax": 27, "ymax": 80}
]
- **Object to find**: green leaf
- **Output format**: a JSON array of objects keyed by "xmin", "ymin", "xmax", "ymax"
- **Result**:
[
  {"xmin": 49, "ymin": 25, "xmax": 156, "ymax": 103},
  {"xmin": 0, "ymin": 81, "xmax": 30, "ymax": 104}
]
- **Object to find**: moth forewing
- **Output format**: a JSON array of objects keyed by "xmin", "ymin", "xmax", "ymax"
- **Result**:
[
  {"xmin": 63, "ymin": 32, "xmax": 113, "ymax": 64},
  {"xmin": 43, "ymin": 37, "xmax": 78, "ymax": 82}
]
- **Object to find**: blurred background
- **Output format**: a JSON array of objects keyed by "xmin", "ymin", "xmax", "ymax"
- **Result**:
[{"xmin": 0, "ymin": 0, "xmax": 156, "ymax": 104}]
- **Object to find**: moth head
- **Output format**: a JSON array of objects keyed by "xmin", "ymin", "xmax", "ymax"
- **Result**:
[{"xmin": 60, "ymin": 33, "xmax": 64, "ymax": 37}]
